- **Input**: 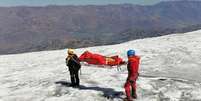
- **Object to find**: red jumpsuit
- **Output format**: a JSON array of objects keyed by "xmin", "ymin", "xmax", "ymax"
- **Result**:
[{"xmin": 124, "ymin": 56, "xmax": 140, "ymax": 100}]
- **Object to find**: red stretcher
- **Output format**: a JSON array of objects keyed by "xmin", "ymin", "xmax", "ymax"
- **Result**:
[{"xmin": 79, "ymin": 51, "xmax": 125, "ymax": 66}]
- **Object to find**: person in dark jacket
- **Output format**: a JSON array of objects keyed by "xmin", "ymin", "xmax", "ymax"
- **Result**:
[{"xmin": 66, "ymin": 48, "xmax": 81, "ymax": 87}]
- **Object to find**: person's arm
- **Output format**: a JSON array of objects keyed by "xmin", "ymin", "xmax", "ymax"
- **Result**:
[
  {"xmin": 65, "ymin": 56, "xmax": 71, "ymax": 66},
  {"xmin": 127, "ymin": 62, "xmax": 131, "ymax": 81},
  {"xmin": 65, "ymin": 57, "xmax": 68, "ymax": 66}
]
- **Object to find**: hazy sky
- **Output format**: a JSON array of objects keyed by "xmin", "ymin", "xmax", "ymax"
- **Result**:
[{"xmin": 0, "ymin": 0, "xmax": 163, "ymax": 7}]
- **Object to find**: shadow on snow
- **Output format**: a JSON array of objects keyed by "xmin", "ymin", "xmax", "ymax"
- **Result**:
[{"xmin": 55, "ymin": 80, "xmax": 124, "ymax": 100}]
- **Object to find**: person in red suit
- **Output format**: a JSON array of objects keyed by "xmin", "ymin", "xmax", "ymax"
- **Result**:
[{"xmin": 124, "ymin": 50, "xmax": 140, "ymax": 101}]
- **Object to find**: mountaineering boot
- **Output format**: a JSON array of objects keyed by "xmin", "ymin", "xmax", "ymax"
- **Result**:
[{"xmin": 132, "ymin": 93, "xmax": 137, "ymax": 99}]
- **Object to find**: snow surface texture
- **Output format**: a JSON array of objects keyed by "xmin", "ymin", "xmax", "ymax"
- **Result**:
[{"xmin": 0, "ymin": 30, "xmax": 201, "ymax": 101}]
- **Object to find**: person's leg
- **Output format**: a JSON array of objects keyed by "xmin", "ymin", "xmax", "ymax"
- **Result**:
[
  {"xmin": 69, "ymin": 70, "xmax": 75, "ymax": 86},
  {"xmin": 124, "ymin": 81, "xmax": 132, "ymax": 100},
  {"xmin": 74, "ymin": 69, "xmax": 80, "ymax": 86},
  {"xmin": 131, "ymin": 82, "xmax": 137, "ymax": 99}
]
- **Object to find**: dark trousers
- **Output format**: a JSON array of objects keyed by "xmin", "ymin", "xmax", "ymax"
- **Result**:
[{"xmin": 69, "ymin": 69, "xmax": 80, "ymax": 86}]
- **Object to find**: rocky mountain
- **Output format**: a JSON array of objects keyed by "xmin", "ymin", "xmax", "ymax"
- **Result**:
[{"xmin": 1, "ymin": 1, "xmax": 201, "ymax": 54}]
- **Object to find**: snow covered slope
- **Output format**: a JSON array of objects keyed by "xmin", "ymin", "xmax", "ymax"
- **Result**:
[{"xmin": 0, "ymin": 30, "xmax": 201, "ymax": 101}]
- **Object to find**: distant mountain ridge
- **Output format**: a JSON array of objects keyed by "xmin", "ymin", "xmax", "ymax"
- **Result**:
[{"xmin": 1, "ymin": 1, "xmax": 201, "ymax": 54}]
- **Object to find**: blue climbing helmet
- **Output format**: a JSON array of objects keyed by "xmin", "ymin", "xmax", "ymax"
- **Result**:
[{"xmin": 127, "ymin": 49, "xmax": 135, "ymax": 57}]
